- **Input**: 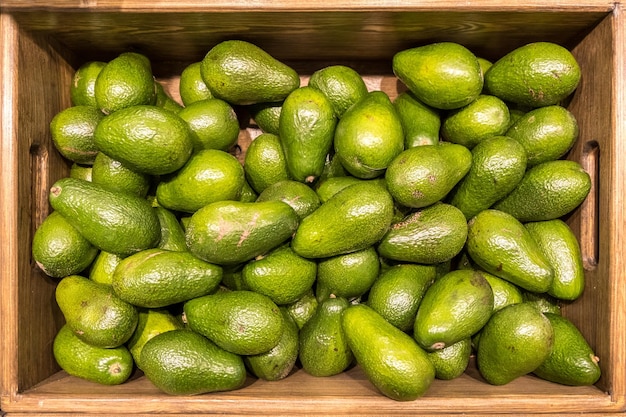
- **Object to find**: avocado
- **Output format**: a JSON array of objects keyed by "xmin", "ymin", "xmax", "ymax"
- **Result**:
[
  {"xmin": 200, "ymin": 40, "xmax": 300, "ymax": 105},
  {"xmin": 484, "ymin": 42, "xmax": 581, "ymax": 108},
  {"xmin": 112, "ymin": 248, "xmax": 223, "ymax": 308},
  {"xmin": 441, "ymin": 94, "xmax": 510, "ymax": 149},
  {"xmin": 366, "ymin": 264, "xmax": 437, "ymax": 332},
  {"xmin": 342, "ymin": 304, "xmax": 435, "ymax": 401},
  {"xmin": 177, "ymin": 98, "xmax": 240, "ymax": 152},
  {"xmin": 285, "ymin": 289, "xmax": 319, "ymax": 330},
  {"xmin": 245, "ymin": 307, "xmax": 300, "ymax": 381},
  {"xmin": 427, "ymin": 338, "xmax": 472, "ymax": 380},
  {"xmin": 56, "ymin": 275, "xmax": 138, "ymax": 348},
  {"xmin": 154, "ymin": 206, "xmax": 188, "ymax": 252},
  {"xmin": 256, "ymin": 179, "xmax": 321, "ymax": 221},
  {"xmin": 334, "ymin": 91, "xmax": 404, "ymax": 179},
  {"xmin": 393, "ymin": 90, "xmax": 441, "ymax": 148},
  {"xmin": 53, "ymin": 324, "xmax": 133, "ymax": 385},
  {"xmin": 179, "ymin": 61, "xmax": 213, "ymax": 106},
  {"xmin": 315, "ymin": 176, "xmax": 363, "ymax": 203},
  {"xmin": 308, "ymin": 65, "xmax": 368, "ymax": 118},
  {"xmin": 242, "ymin": 244, "xmax": 317, "ymax": 305},
  {"xmin": 447, "ymin": 135, "xmax": 527, "ymax": 220},
  {"xmin": 505, "ymin": 105, "xmax": 579, "ymax": 167},
  {"xmin": 493, "ymin": 160, "xmax": 591, "ymax": 222},
  {"xmin": 414, "ymin": 269, "xmax": 493, "ymax": 351},
  {"xmin": 525, "ymin": 219, "xmax": 585, "ymax": 301},
  {"xmin": 91, "ymin": 152, "xmax": 151, "ymax": 197},
  {"xmin": 393, "ymin": 42, "xmax": 483, "ymax": 110},
  {"xmin": 185, "ymin": 200, "xmax": 299, "ymax": 265},
  {"xmin": 48, "ymin": 178, "xmax": 161, "ymax": 257},
  {"xmin": 88, "ymin": 250, "xmax": 123, "ymax": 286},
  {"xmin": 533, "ymin": 313, "xmax": 601, "ymax": 386},
  {"xmin": 291, "ymin": 180, "xmax": 394, "ymax": 259},
  {"xmin": 466, "ymin": 209, "xmax": 554, "ymax": 293},
  {"xmin": 315, "ymin": 246, "xmax": 380, "ymax": 301},
  {"xmin": 183, "ymin": 290, "xmax": 284, "ymax": 355},
  {"xmin": 377, "ymin": 202, "xmax": 468, "ymax": 264},
  {"xmin": 279, "ymin": 86, "xmax": 337, "ymax": 183},
  {"xmin": 244, "ymin": 133, "xmax": 291, "ymax": 194},
  {"xmin": 94, "ymin": 105, "xmax": 194, "ymax": 176},
  {"xmin": 299, "ymin": 296, "xmax": 354, "ymax": 377},
  {"xmin": 94, "ymin": 52, "xmax": 156, "ymax": 114},
  {"xmin": 140, "ymin": 329, "xmax": 247, "ymax": 395},
  {"xmin": 156, "ymin": 149, "xmax": 245, "ymax": 213},
  {"xmin": 32, "ymin": 211, "xmax": 99, "ymax": 278},
  {"xmin": 385, "ymin": 142, "xmax": 472, "ymax": 208},
  {"xmin": 248, "ymin": 101, "xmax": 283, "ymax": 135},
  {"xmin": 126, "ymin": 308, "xmax": 184, "ymax": 369},
  {"xmin": 477, "ymin": 302, "xmax": 554, "ymax": 385}
]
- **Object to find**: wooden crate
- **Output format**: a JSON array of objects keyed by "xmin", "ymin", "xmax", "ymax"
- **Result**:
[{"xmin": 1, "ymin": 1, "xmax": 625, "ymax": 415}]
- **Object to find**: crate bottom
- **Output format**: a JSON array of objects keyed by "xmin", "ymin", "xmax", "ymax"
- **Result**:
[{"xmin": 2, "ymin": 361, "xmax": 614, "ymax": 415}]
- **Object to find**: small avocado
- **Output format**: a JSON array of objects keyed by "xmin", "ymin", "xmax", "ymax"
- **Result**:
[
  {"xmin": 334, "ymin": 91, "xmax": 404, "ymax": 179},
  {"xmin": 484, "ymin": 42, "xmax": 581, "ymax": 108},
  {"xmin": 427, "ymin": 338, "xmax": 472, "ymax": 380},
  {"xmin": 256, "ymin": 179, "xmax": 321, "ymax": 221},
  {"xmin": 48, "ymin": 177, "xmax": 161, "ymax": 257},
  {"xmin": 366, "ymin": 264, "xmax": 437, "ymax": 332},
  {"xmin": 242, "ymin": 244, "xmax": 317, "ymax": 305},
  {"xmin": 308, "ymin": 65, "xmax": 368, "ymax": 118},
  {"xmin": 94, "ymin": 105, "xmax": 194, "ymax": 176},
  {"xmin": 244, "ymin": 132, "xmax": 291, "ymax": 194},
  {"xmin": 385, "ymin": 143, "xmax": 472, "ymax": 208},
  {"xmin": 126, "ymin": 308, "xmax": 184, "ymax": 369},
  {"xmin": 533, "ymin": 313, "xmax": 601, "ymax": 386},
  {"xmin": 154, "ymin": 206, "xmax": 188, "ymax": 252},
  {"xmin": 185, "ymin": 200, "xmax": 299, "ymax": 265},
  {"xmin": 32, "ymin": 211, "xmax": 99, "ymax": 278},
  {"xmin": 53, "ymin": 324, "xmax": 134, "ymax": 385},
  {"xmin": 245, "ymin": 307, "xmax": 300, "ymax": 381},
  {"xmin": 414, "ymin": 269, "xmax": 493, "ymax": 351},
  {"xmin": 279, "ymin": 86, "xmax": 337, "ymax": 183},
  {"xmin": 183, "ymin": 290, "xmax": 284, "ymax": 355},
  {"xmin": 201, "ymin": 40, "xmax": 300, "ymax": 105},
  {"xmin": 156, "ymin": 149, "xmax": 245, "ymax": 213},
  {"xmin": 299, "ymin": 296, "xmax": 354, "ymax": 377},
  {"xmin": 525, "ymin": 219, "xmax": 585, "ymax": 301},
  {"xmin": 393, "ymin": 42, "xmax": 483, "ymax": 110},
  {"xmin": 377, "ymin": 202, "xmax": 468, "ymax": 264},
  {"xmin": 140, "ymin": 329, "xmax": 247, "ymax": 395},
  {"xmin": 477, "ymin": 302, "xmax": 554, "ymax": 385},
  {"xmin": 56, "ymin": 275, "xmax": 138, "ymax": 348},
  {"xmin": 505, "ymin": 105, "xmax": 579, "ymax": 167},
  {"xmin": 466, "ymin": 209, "xmax": 554, "ymax": 293},
  {"xmin": 315, "ymin": 246, "xmax": 380, "ymax": 301},
  {"xmin": 493, "ymin": 160, "xmax": 591, "ymax": 222},
  {"xmin": 94, "ymin": 52, "xmax": 156, "ymax": 114},
  {"xmin": 441, "ymin": 94, "xmax": 510, "ymax": 149},
  {"xmin": 393, "ymin": 91, "xmax": 440, "ymax": 148},
  {"xmin": 342, "ymin": 304, "xmax": 435, "ymax": 401},
  {"xmin": 448, "ymin": 135, "xmax": 527, "ymax": 220},
  {"xmin": 112, "ymin": 248, "xmax": 223, "ymax": 308},
  {"xmin": 291, "ymin": 180, "xmax": 394, "ymax": 259}
]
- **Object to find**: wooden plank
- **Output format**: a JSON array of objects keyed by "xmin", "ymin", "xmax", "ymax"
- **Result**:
[
  {"xmin": 2, "ymin": 366, "xmax": 615, "ymax": 415},
  {"xmin": 7, "ymin": 10, "xmax": 609, "ymax": 63},
  {"xmin": 0, "ymin": 0, "xmax": 617, "ymax": 12}
]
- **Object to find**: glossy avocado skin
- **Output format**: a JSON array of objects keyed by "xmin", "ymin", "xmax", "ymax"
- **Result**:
[{"xmin": 291, "ymin": 181, "xmax": 395, "ymax": 259}]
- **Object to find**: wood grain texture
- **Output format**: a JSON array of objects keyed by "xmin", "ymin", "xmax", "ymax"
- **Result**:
[
  {"xmin": 1, "ymin": 1, "xmax": 626, "ymax": 415},
  {"xmin": 0, "ymin": 0, "xmax": 617, "ymax": 12},
  {"xmin": 7, "ymin": 10, "xmax": 609, "ymax": 64}
]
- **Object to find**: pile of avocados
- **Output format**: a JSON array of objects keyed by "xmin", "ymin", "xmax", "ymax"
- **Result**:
[{"xmin": 33, "ymin": 38, "xmax": 601, "ymax": 402}]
